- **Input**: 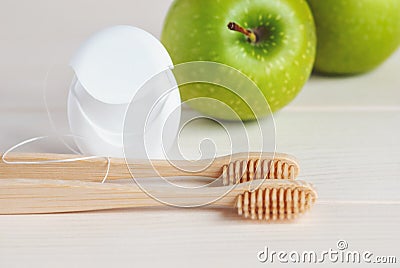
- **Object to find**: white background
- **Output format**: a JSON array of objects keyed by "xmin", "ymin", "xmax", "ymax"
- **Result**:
[{"xmin": 1, "ymin": 0, "xmax": 400, "ymax": 267}]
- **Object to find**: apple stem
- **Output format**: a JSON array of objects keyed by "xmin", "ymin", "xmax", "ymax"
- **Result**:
[{"xmin": 228, "ymin": 22, "xmax": 258, "ymax": 43}]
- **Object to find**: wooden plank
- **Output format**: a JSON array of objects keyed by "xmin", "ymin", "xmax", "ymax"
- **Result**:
[{"xmin": 0, "ymin": 203, "xmax": 398, "ymax": 267}]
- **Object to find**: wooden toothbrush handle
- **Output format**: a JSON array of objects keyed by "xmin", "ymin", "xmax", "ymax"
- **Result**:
[
  {"xmin": 0, "ymin": 153, "xmax": 224, "ymax": 182},
  {"xmin": 0, "ymin": 178, "xmax": 314, "ymax": 216},
  {"xmin": 0, "ymin": 152, "xmax": 299, "ymax": 182},
  {"xmin": 0, "ymin": 153, "xmax": 131, "ymax": 182},
  {"xmin": 0, "ymin": 179, "xmax": 159, "ymax": 214},
  {"xmin": 0, "ymin": 178, "xmax": 243, "ymax": 214}
]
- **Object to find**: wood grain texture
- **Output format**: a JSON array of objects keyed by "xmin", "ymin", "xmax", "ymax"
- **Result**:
[
  {"xmin": 0, "ymin": 203, "xmax": 399, "ymax": 267},
  {"xmin": 0, "ymin": 152, "xmax": 299, "ymax": 183},
  {"xmin": 0, "ymin": 179, "xmax": 316, "ymax": 216}
]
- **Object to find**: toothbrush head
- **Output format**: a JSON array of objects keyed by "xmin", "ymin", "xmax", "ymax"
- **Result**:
[
  {"xmin": 236, "ymin": 180, "xmax": 317, "ymax": 221},
  {"xmin": 222, "ymin": 158, "xmax": 299, "ymax": 186}
]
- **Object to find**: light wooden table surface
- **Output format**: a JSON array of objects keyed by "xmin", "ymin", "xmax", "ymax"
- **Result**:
[{"xmin": 1, "ymin": 49, "xmax": 399, "ymax": 267}]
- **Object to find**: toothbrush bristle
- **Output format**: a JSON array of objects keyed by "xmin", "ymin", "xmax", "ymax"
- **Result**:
[
  {"xmin": 236, "ymin": 181, "xmax": 316, "ymax": 221},
  {"xmin": 222, "ymin": 159, "xmax": 297, "ymax": 186}
]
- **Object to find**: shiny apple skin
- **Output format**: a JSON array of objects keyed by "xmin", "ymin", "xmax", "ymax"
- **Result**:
[{"xmin": 162, "ymin": 0, "xmax": 316, "ymax": 120}]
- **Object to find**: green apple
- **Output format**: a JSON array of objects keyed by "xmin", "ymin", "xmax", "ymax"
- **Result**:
[
  {"xmin": 307, "ymin": 0, "xmax": 400, "ymax": 75},
  {"xmin": 162, "ymin": 0, "xmax": 316, "ymax": 120}
]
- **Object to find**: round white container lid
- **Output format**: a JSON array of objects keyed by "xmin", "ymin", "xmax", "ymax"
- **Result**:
[{"xmin": 70, "ymin": 25, "xmax": 174, "ymax": 105}]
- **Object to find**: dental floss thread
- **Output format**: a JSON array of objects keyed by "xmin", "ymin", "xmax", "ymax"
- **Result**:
[{"xmin": 2, "ymin": 135, "xmax": 111, "ymax": 184}]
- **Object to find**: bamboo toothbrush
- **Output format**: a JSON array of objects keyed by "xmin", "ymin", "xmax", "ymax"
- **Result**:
[
  {"xmin": 0, "ymin": 179, "xmax": 317, "ymax": 219},
  {"xmin": 0, "ymin": 152, "xmax": 299, "ymax": 185}
]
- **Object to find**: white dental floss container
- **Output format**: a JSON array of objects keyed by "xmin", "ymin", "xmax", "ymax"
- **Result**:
[{"xmin": 68, "ymin": 25, "xmax": 181, "ymax": 158}]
